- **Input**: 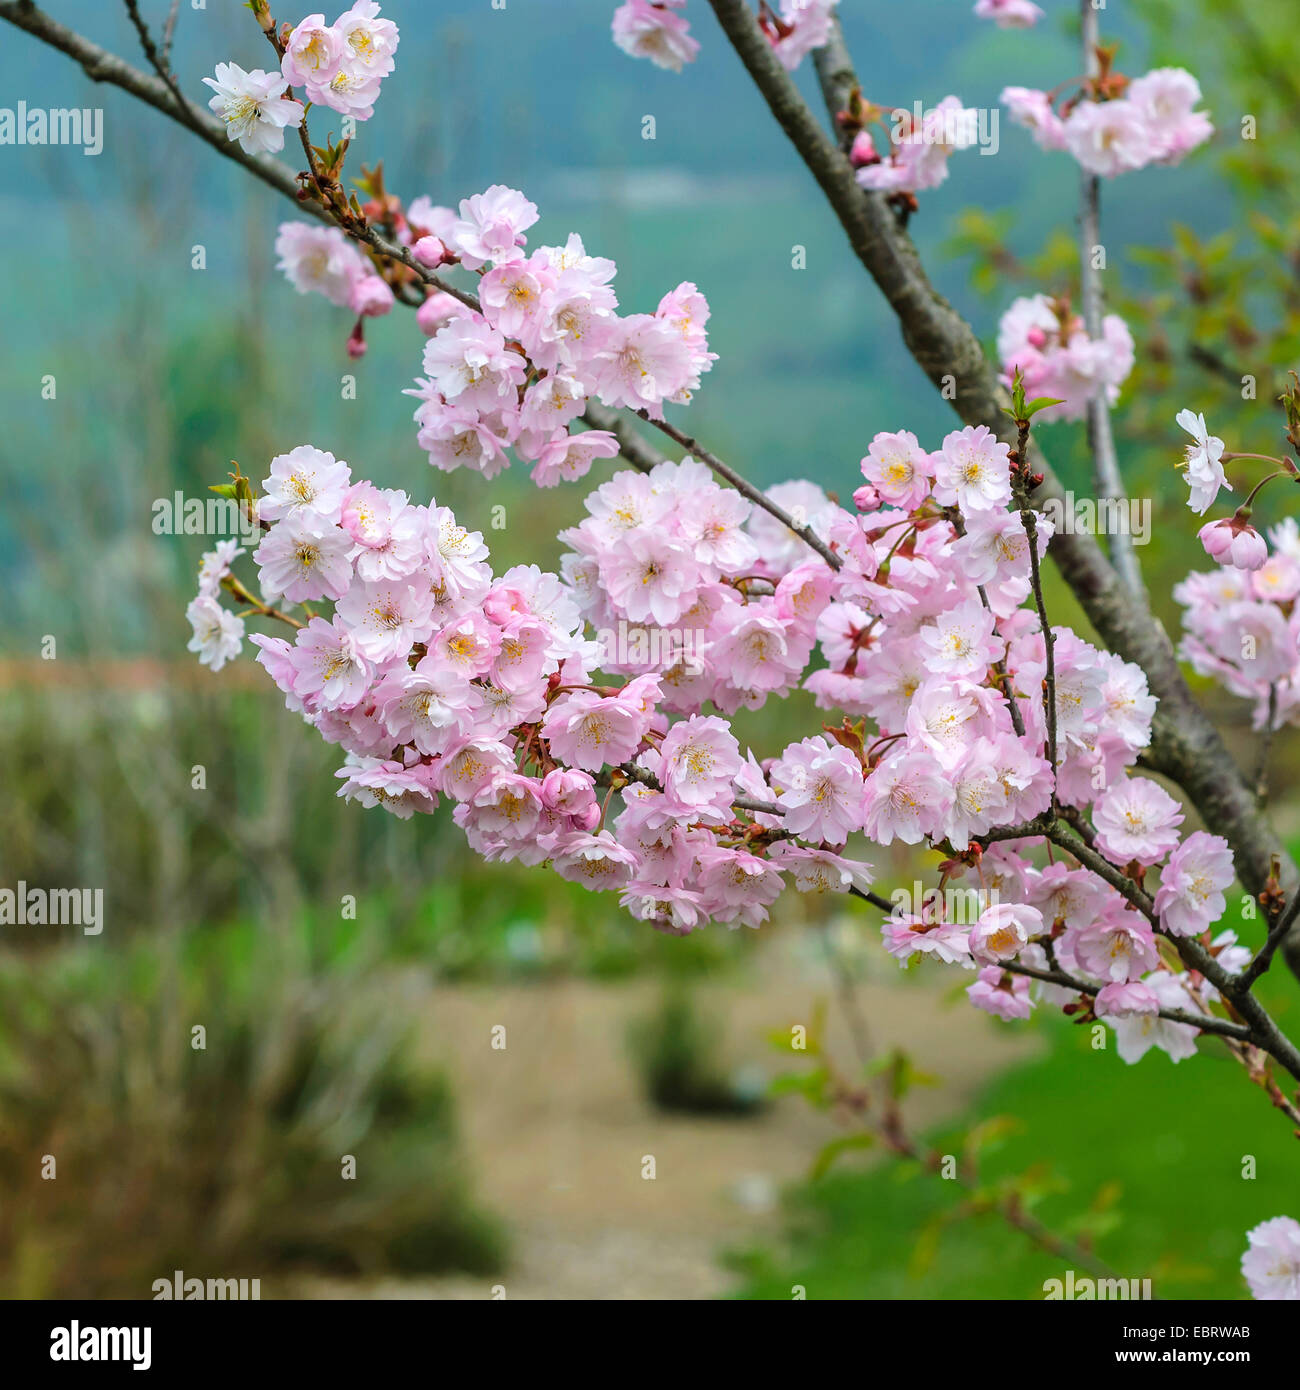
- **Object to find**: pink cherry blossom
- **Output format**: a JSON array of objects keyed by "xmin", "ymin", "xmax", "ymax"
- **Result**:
[
  {"xmin": 203, "ymin": 63, "xmax": 303, "ymax": 156},
  {"xmin": 1154, "ymin": 831, "xmax": 1235, "ymax": 937},
  {"xmin": 974, "ymin": 0, "xmax": 1043, "ymax": 29},
  {"xmin": 1242, "ymin": 1217, "xmax": 1300, "ymax": 1301},
  {"xmin": 968, "ymin": 967, "xmax": 1034, "ymax": 1020},
  {"xmin": 770, "ymin": 736, "xmax": 865, "ymax": 846},
  {"xmin": 611, "ymin": 0, "xmax": 700, "ymax": 73},
  {"xmin": 1092, "ymin": 777, "xmax": 1184, "ymax": 865}
]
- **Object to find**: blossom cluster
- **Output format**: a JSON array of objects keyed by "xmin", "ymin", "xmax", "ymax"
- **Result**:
[
  {"xmin": 188, "ymin": 386, "xmax": 1245, "ymax": 1069},
  {"xmin": 404, "ymin": 188, "xmax": 715, "ymax": 487},
  {"xmin": 182, "ymin": 0, "xmax": 1295, "ymax": 1301},
  {"xmin": 1175, "ymin": 514, "xmax": 1300, "ymax": 730},
  {"xmin": 610, "ymin": 0, "xmax": 839, "ymax": 74},
  {"xmin": 204, "ymin": 1, "xmax": 398, "ymax": 156},
  {"xmin": 188, "ymin": 178, "xmax": 1248, "ymax": 1045},
  {"xmin": 997, "ymin": 293, "xmax": 1135, "ymax": 422},
  {"xmin": 1001, "ymin": 68, "xmax": 1213, "ymax": 177}
]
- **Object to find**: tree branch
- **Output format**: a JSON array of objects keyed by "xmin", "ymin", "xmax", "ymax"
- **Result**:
[{"xmin": 705, "ymin": 0, "xmax": 1300, "ymax": 980}]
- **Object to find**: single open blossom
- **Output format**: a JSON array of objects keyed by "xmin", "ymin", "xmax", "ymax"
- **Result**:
[
  {"xmin": 449, "ymin": 185, "xmax": 539, "ymax": 270},
  {"xmin": 281, "ymin": 14, "xmax": 343, "ymax": 87},
  {"xmin": 255, "ymin": 517, "xmax": 353, "ymax": 603},
  {"xmin": 275, "ymin": 223, "xmax": 370, "ymax": 308},
  {"xmin": 196, "ymin": 540, "xmax": 243, "ymax": 598},
  {"xmin": 1176, "ymin": 409, "xmax": 1230, "ymax": 514},
  {"xmin": 335, "ymin": 578, "xmax": 436, "ymax": 662},
  {"xmin": 186, "ymin": 595, "xmax": 244, "ymax": 672},
  {"xmin": 1154, "ymin": 832, "xmax": 1235, "ymax": 936},
  {"xmin": 1128, "ymin": 68, "xmax": 1213, "ymax": 164},
  {"xmin": 1074, "ymin": 912, "xmax": 1159, "ymax": 984},
  {"xmin": 659, "ymin": 715, "xmax": 742, "ymax": 811},
  {"xmin": 336, "ymin": 756, "xmax": 437, "ymax": 819},
  {"xmin": 760, "ymin": 0, "xmax": 839, "ymax": 72},
  {"xmin": 968, "ymin": 967, "xmax": 1034, "ymax": 1020},
  {"xmin": 286, "ymin": 615, "xmax": 371, "ymax": 709},
  {"xmin": 860, "ymin": 430, "xmax": 933, "ymax": 511},
  {"xmin": 1092, "ymin": 777, "xmax": 1184, "ymax": 865},
  {"xmin": 970, "ymin": 902, "xmax": 1042, "ymax": 963},
  {"xmin": 919, "ymin": 601, "xmax": 1004, "ymax": 676},
  {"xmin": 260, "ymin": 445, "xmax": 351, "ymax": 530},
  {"xmin": 1094, "ymin": 981, "xmax": 1160, "ymax": 1018},
  {"xmin": 884, "ymin": 913, "xmax": 973, "ymax": 967},
  {"xmin": 771, "ymin": 737, "xmax": 865, "ymax": 846},
  {"xmin": 932, "ymin": 426, "xmax": 1012, "ymax": 512},
  {"xmin": 611, "ymin": 0, "xmax": 699, "ymax": 72},
  {"xmin": 1242, "ymin": 1217, "xmax": 1300, "ymax": 1301},
  {"xmin": 542, "ymin": 688, "xmax": 653, "ymax": 771},
  {"xmin": 860, "ymin": 749, "xmax": 953, "ymax": 846},
  {"xmin": 1063, "ymin": 99, "xmax": 1148, "ymax": 178},
  {"xmin": 1001, "ymin": 86, "xmax": 1067, "ymax": 151},
  {"xmin": 336, "ymin": 1, "xmax": 400, "ymax": 79},
  {"xmin": 203, "ymin": 63, "xmax": 303, "ymax": 156},
  {"xmin": 1106, "ymin": 972, "xmax": 1201, "ymax": 1064},
  {"xmin": 551, "ymin": 830, "xmax": 640, "ymax": 891}
]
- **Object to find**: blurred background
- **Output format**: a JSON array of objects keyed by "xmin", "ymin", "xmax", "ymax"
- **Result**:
[{"xmin": 2, "ymin": 0, "xmax": 1299, "ymax": 1299}]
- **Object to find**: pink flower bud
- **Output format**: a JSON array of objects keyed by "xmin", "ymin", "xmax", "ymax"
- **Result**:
[
  {"xmin": 1026, "ymin": 325, "xmax": 1049, "ymax": 349},
  {"xmin": 412, "ymin": 235, "xmax": 448, "ymax": 267},
  {"xmin": 346, "ymin": 319, "xmax": 367, "ymax": 359},
  {"xmin": 848, "ymin": 130, "xmax": 878, "ymax": 168},
  {"xmin": 853, "ymin": 483, "xmax": 883, "ymax": 513},
  {"xmin": 1198, "ymin": 516, "xmax": 1267, "ymax": 572}
]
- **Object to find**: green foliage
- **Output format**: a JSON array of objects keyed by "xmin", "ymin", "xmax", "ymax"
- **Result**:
[{"xmin": 730, "ymin": 1014, "xmax": 1298, "ymax": 1300}]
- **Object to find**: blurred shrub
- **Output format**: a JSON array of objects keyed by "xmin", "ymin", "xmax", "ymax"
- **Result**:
[
  {"xmin": 0, "ymin": 681, "xmax": 787, "ymax": 976},
  {"xmin": 628, "ymin": 987, "xmax": 767, "ymax": 1117},
  {"xmin": 0, "ymin": 926, "xmax": 503, "ymax": 1297}
]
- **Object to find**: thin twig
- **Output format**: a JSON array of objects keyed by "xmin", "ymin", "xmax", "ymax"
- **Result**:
[
  {"xmin": 160, "ymin": 0, "xmax": 181, "ymax": 68},
  {"xmin": 1078, "ymin": 0, "xmax": 1146, "ymax": 607}
]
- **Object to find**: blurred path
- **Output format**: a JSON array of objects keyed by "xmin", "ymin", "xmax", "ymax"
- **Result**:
[{"xmin": 301, "ymin": 929, "xmax": 1039, "ymax": 1299}]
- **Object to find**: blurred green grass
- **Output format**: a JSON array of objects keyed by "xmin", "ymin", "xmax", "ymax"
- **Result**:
[{"xmin": 731, "ymin": 998, "xmax": 1298, "ymax": 1301}]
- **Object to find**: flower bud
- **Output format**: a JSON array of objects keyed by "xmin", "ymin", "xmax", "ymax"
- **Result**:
[
  {"xmin": 1198, "ymin": 515, "xmax": 1267, "ymax": 571},
  {"xmin": 412, "ymin": 235, "xmax": 449, "ymax": 268}
]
